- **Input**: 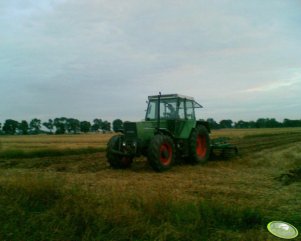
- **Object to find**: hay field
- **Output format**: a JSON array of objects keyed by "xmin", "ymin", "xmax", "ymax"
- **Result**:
[
  {"xmin": 0, "ymin": 128, "xmax": 301, "ymax": 241},
  {"xmin": 0, "ymin": 133, "xmax": 113, "ymax": 151}
]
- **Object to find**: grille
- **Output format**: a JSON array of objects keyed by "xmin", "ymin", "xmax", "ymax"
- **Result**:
[{"xmin": 123, "ymin": 122, "xmax": 137, "ymax": 139}]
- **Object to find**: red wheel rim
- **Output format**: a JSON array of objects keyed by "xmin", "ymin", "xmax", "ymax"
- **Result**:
[
  {"xmin": 196, "ymin": 135, "xmax": 207, "ymax": 158},
  {"xmin": 160, "ymin": 143, "xmax": 172, "ymax": 166},
  {"xmin": 121, "ymin": 157, "xmax": 131, "ymax": 165}
]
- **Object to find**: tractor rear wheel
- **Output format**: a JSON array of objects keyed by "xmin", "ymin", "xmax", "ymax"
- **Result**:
[
  {"xmin": 106, "ymin": 135, "xmax": 133, "ymax": 169},
  {"xmin": 188, "ymin": 125, "xmax": 210, "ymax": 164},
  {"xmin": 148, "ymin": 135, "xmax": 175, "ymax": 172}
]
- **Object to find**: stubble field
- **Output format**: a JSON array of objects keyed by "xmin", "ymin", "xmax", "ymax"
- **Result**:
[{"xmin": 0, "ymin": 128, "xmax": 301, "ymax": 241}]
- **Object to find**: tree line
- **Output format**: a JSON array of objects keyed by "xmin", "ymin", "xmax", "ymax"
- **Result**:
[
  {"xmin": 0, "ymin": 118, "xmax": 123, "ymax": 135},
  {"xmin": 0, "ymin": 117, "xmax": 300, "ymax": 135},
  {"xmin": 206, "ymin": 118, "xmax": 301, "ymax": 129}
]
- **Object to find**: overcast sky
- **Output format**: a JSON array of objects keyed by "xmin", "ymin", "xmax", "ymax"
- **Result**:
[{"xmin": 1, "ymin": 0, "xmax": 301, "ymax": 123}]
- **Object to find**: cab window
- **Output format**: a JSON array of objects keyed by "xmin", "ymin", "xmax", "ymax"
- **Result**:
[
  {"xmin": 146, "ymin": 101, "xmax": 156, "ymax": 120},
  {"xmin": 186, "ymin": 100, "xmax": 195, "ymax": 119},
  {"xmin": 178, "ymin": 100, "xmax": 185, "ymax": 119},
  {"xmin": 146, "ymin": 98, "xmax": 186, "ymax": 120},
  {"xmin": 160, "ymin": 99, "xmax": 178, "ymax": 119}
]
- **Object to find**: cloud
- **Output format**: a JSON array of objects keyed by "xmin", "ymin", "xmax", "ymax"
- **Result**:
[
  {"xmin": 242, "ymin": 80, "xmax": 300, "ymax": 93},
  {"xmin": 1, "ymin": 0, "xmax": 301, "ymax": 122}
]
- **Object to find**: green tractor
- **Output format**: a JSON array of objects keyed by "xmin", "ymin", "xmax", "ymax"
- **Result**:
[{"xmin": 106, "ymin": 93, "xmax": 212, "ymax": 172}]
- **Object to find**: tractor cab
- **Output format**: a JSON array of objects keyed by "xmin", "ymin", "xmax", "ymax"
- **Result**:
[
  {"xmin": 145, "ymin": 94, "xmax": 203, "ymax": 121},
  {"xmin": 144, "ymin": 94, "xmax": 207, "ymax": 140}
]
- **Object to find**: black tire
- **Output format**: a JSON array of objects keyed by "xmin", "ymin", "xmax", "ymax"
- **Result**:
[
  {"xmin": 148, "ymin": 135, "xmax": 175, "ymax": 172},
  {"xmin": 188, "ymin": 125, "xmax": 210, "ymax": 164},
  {"xmin": 106, "ymin": 135, "xmax": 133, "ymax": 169}
]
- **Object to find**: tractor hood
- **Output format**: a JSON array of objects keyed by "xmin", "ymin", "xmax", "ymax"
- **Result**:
[{"xmin": 123, "ymin": 121, "xmax": 156, "ymax": 141}]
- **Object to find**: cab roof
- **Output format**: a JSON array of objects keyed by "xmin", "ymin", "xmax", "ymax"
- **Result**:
[{"xmin": 148, "ymin": 94, "xmax": 203, "ymax": 108}]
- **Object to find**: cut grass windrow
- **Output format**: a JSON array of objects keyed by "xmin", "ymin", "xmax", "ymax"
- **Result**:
[
  {"xmin": 236, "ymin": 132, "xmax": 301, "ymax": 155},
  {"xmin": 0, "ymin": 147, "xmax": 106, "ymax": 159}
]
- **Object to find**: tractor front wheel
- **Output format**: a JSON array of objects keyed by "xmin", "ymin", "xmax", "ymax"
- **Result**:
[
  {"xmin": 188, "ymin": 126, "xmax": 210, "ymax": 164},
  {"xmin": 106, "ymin": 135, "xmax": 133, "ymax": 169},
  {"xmin": 148, "ymin": 135, "xmax": 175, "ymax": 172}
]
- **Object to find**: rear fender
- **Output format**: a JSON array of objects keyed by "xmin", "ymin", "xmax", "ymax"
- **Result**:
[{"xmin": 196, "ymin": 121, "xmax": 211, "ymax": 133}]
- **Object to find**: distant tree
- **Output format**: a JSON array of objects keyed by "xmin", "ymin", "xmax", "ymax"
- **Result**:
[
  {"xmin": 101, "ymin": 120, "xmax": 111, "ymax": 132},
  {"xmin": 248, "ymin": 121, "xmax": 256, "ymax": 128},
  {"xmin": 54, "ymin": 117, "xmax": 67, "ymax": 134},
  {"xmin": 18, "ymin": 120, "xmax": 29, "ymax": 135},
  {"xmin": 234, "ymin": 120, "xmax": 256, "ymax": 128},
  {"xmin": 219, "ymin": 119, "xmax": 233, "ymax": 129},
  {"xmin": 67, "ymin": 118, "xmax": 80, "ymax": 134},
  {"xmin": 283, "ymin": 118, "xmax": 291, "ymax": 127},
  {"xmin": 29, "ymin": 118, "xmax": 41, "ymax": 134},
  {"xmin": 112, "ymin": 119, "xmax": 123, "ymax": 132},
  {"xmin": 2, "ymin": 119, "xmax": 19, "ymax": 135},
  {"xmin": 234, "ymin": 120, "xmax": 247, "ymax": 128},
  {"xmin": 255, "ymin": 118, "xmax": 266, "ymax": 128},
  {"xmin": 283, "ymin": 119, "xmax": 301, "ymax": 128},
  {"xmin": 207, "ymin": 118, "xmax": 220, "ymax": 129},
  {"xmin": 266, "ymin": 118, "xmax": 281, "ymax": 128},
  {"xmin": 255, "ymin": 118, "xmax": 281, "ymax": 128},
  {"xmin": 43, "ymin": 119, "xmax": 54, "ymax": 134},
  {"xmin": 80, "ymin": 121, "xmax": 91, "ymax": 133},
  {"xmin": 91, "ymin": 118, "xmax": 102, "ymax": 132}
]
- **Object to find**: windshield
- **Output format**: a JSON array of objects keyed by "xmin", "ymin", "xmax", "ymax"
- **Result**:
[
  {"xmin": 145, "ymin": 96, "xmax": 202, "ymax": 121},
  {"xmin": 146, "ymin": 98, "xmax": 183, "ymax": 120}
]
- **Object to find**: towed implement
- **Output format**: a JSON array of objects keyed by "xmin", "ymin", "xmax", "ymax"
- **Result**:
[{"xmin": 106, "ymin": 93, "xmax": 237, "ymax": 172}]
